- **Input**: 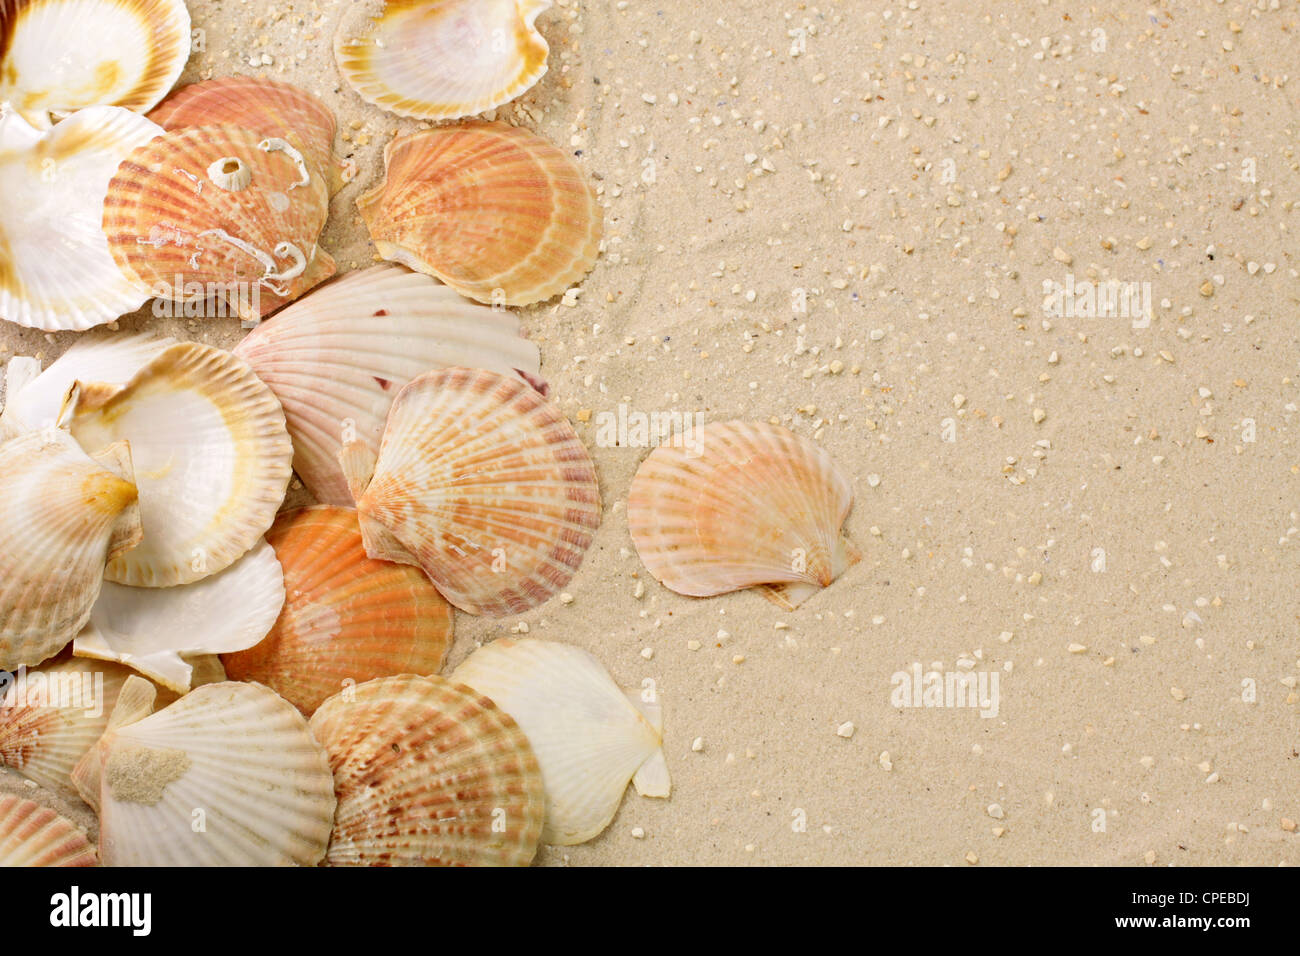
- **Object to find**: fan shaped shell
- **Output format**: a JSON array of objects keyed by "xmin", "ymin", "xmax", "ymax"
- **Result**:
[
  {"xmin": 0, "ymin": 793, "xmax": 96, "ymax": 866},
  {"xmin": 222, "ymin": 507, "xmax": 453, "ymax": 715},
  {"xmin": 309, "ymin": 674, "xmax": 544, "ymax": 866},
  {"xmin": 233, "ymin": 264, "xmax": 542, "ymax": 505},
  {"xmin": 357, "ymin": 121, "xmax": 602, "ymax": 306}
]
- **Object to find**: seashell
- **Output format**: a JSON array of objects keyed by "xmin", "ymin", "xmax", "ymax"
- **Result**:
[
  {"xmin": 0, "ymin": 106, "xmax": 161, "ymax": 331},
  {"xmin": 357, "ymin": 121, "xmax": 602, "ymax": 306},
  {"xmin": 103, "ymin": 123, "xmax": 335, "ymax": 322},
  {"xmin": 452, "ymin": 638, "xmax": 669, "ymax": 845},
  {"xmin": 232, "ymin": 264, "xmax": 542, "ymax": 505},
  {"xmin": 628, "ymin": 421, "xmax": 860, "ymax": 609},
  {"xmin": 222, "ymin": 507, "xmax": 453, "ymax": 715},
  {"xmin": 1, "ymin": 334, "xmax": 174, "ymax": 440},
  {"xmin": 344, "ymin": 367, "xmax": 601, "ymax": 617},
  {"xmin": 335, "ymin": 0, "xmax": 551, "ymax": 122},
  {"xmin": 148, "ymin": 76, "xmax": 353, "ymax": 195},
  {"xmin": 0, "ymin": 656, "xmax": 133, "ymax": 796},
  {"xmin": 74, "ymin": 539, "xmax": 285, "ymax": 693},
  {"xmin": 310, "ymin": 674, "xmax": 544, "ymax": 866},
  {"xmin": 0, "ymin": 428, "xmax": 142, "ymax": 672},
  {"xmin": 0, "ymin": 0, "xmax": 189, "ymax": 128},
  {"xmin": 0, "ymin": 794, "xmax": 96, "ymax": 866},
  {"xmin": 69, "ymin": 673, "xmax": 156, "ymax": 813},
  {"xmin": 86, "ymin": 680, "xmax": 336, "ymax": 866},
  {"xmin": 69, "ymin": 342, "xmax": 294, "ymax": 588}
]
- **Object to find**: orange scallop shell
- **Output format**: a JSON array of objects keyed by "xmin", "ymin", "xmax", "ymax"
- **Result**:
[
  {"xmin": 0, "ymin": 794, "xmax": 96, "ymax": 867},
  {"xmin": 221, "ymin": 506, "xmax": 454, "ymax": 715},
  {"xmin": 357, "ymin": 121, "xmax": 602, "ymax": 306}
]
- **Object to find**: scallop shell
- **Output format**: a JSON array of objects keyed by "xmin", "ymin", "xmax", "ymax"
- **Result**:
[
  {"xmin": 345, "ymin": 367, "xmax": 601, "ymax": 617},
  {"xmin": 452, "ymin": 638, "xmax": 669, "ymax": 845},
  {"xmin": 628, "ymin": 421, "xmax": 860, "ymax": 609},
  {"xmin": 0, "ymin": 794, "xmax": 96, "ymax": 866},
  {"xmin": 357, "ymin": 121, "xmax": 602, "ymax": 306},
  {"xmin": 74, "ymin": 539, "xmax": 285, "ymax": 693},
  {"xmin": 88, "ymin": 680, "xmax": 336, "ymax": 866},
  {"xmin": 103, "ymin": 123, "xmax": 335, "ymax": 322},
  {"xmin": 148, "ymin": 76, "xmax": 353, "ymax": 195},
  {"xmin": 310, "ymin": 674, "xmax": 544, "ymax": 866},
  {"xmin": 233, "ymin": 264, "xmax": 542, "ymax": 505},
  {"xmin": 0, "ymin": 0, "xmax": 189, "ymax": 128},
  {"xmin": 0, "ymin": 429, "xmax": 142, "ymax": 671},
  {"xmin": 69, "ymin": 342, "xmax": 293, "ymax": 588},
  {"xmin": 1, "ymin": 335, "xmax": 174, "ymax": 440},
  {"xmin": 335, "ymin": 0, "xmax": 551, "ymax": 121},
  {"xmin": 0, "ymin": 106, "xmax": 161, "ymax": 331},
  {"xmin": 0, "ymin": 657, "xmax": 133, "ymax": 796},
  {"xmin": 222, "ymin": 507, "xmax": 453, "ymax": 715}
]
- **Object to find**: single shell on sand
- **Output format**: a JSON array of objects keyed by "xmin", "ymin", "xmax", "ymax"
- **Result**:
[
  {"xmin": 86, "ymin": 680, "xmax": 336, "ymax": 866},
  {"xmin": 0, "ymin": 429, "xmax": 141, "ymax": 672},
  {"xmin": 357, "ymin": 121, "xmax": 602, "ymax": 306},
  {"xmin": 232, "ymin": 264, "xmax": 542, "ymax": 505},
  {"xmin": 75, "ymin": 539, "xmax": 286, "ymax": 693},
  {"xmin": 222, "ymin": 507, "xmax": 453, "ymax": 716},
  {"xmin": 310, "ymin": 674, "xmax": 545, "ymax": 866},
  {"xmin": 453, "ymin": 638, "xmax": 669, "ymax": 845},
  {"xmin": 336, "ymin": 0, "xmax": 551, "ymax": 121},
  {"xmin": 0, "ymin": 0, "xmax": 189, "ymax": 128},
  {"xmin": 0, "ymin": 656, "xmax": 134, "ymax": 796},
  {"xmin": 148, "ymin": 76, "xmax": 353, "ymax": 195},
  {"xmin": 103, "ymin": 123, "xmax": 334, "ymax": 322},
  {"xmin": 0, "ymin": 794, "xmax": 96, "ymax": 866},
  {"xmin": 69, "ymin": 342, "xmax": 294, "ymax": 588},
  {"xmin": 0, "ymin": 106, "xmax": 161, "ymax": 331},
  {"xmin": 628, "ymin": 421, "xmax": 860, "ymax": 609},
  {"xmin": 344, "ymin": 367, "xmax": 601, "ymax": 617}
]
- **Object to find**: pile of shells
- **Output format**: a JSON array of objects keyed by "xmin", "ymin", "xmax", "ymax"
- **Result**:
[{"xmin": 0, "ymin": 0, "xmax": 861, "ymax": 867}]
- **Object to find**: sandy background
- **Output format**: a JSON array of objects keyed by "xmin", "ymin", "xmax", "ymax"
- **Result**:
[{"xmin": 5, "ymin": 0, "xmax": 1300, "ymax": 865}]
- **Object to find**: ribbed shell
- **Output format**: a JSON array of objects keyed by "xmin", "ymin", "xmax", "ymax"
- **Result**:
[
  {"xmin": 70, "ymin": 342, "xmax": 294, "ymax": 588},
  {"xmin": 351, "ymin": 367, "xmax": 601, "ymax": 617},
  {"xmin": 0, "ymin": 106, "xmax": 160, "ymax": 331},
  {"xmin": 222, "ymin": 507, "xmax": 453, "ymax": 715},
  {"xmin": 0, "ymin": 0, "xmax": 189, "ymax": 127},
  {"xmin": 0, "ymin": 656, "xmax": 132, "ymax": 795},
  {"xmin": 310, "ymin": 674, "xmax": 544, "ymax": 866},
  {"xmin": 627, "ymin": 421, "xmax": 859, "ymax": 609},
  {"xmin": 93, "ymin": 681, "xmax": 336, "ymax": 866},
  {"xmin": 0, "ymin": 429, "xmax": 140, "ymax": 671},
  {"xmin": 335, "ymin": 0, "xmax": 551, "ymax": 121},
  {"xmin": 452, "ymin": 638, "xmax": 669, "ymax": 845},
  {"xmin": 0, "ymin": 794, "xmax": 96, "ymax": 866},
  {"xmin": 357, "ymin": 121, "xmax": 602, "ymax": 306},
  {"xmin": 103, "ymin": 123, "xmax": 334, "ymax": 321},
  {"xmin": 232, "ymin": 264, "xmax": 542, "ymax": 506}
]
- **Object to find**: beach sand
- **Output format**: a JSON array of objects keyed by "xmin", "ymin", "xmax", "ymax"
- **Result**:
[{"xmin": 3, "ymin": 0, "xmax": 1299, "ymax": 865}]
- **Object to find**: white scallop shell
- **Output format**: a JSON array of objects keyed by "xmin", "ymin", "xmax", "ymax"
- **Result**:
[
  {"xmin": 74, "ymin": 540, "xmax": 285, "ymax": 693},
  {"xmin": 452, "ymin": 638, "xmax": 670, "ymax": 845},
  {"xmin": 233, "ymin": 265, "xmax": 542, "ymax": 506}
]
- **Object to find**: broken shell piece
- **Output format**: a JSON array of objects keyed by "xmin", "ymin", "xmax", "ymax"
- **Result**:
[
  {"xmin": 628, "ymin": 421, "xmax": 860, "ymax": 609},
  {"xmin": 88, "ymin": 681, "xmax": 336, "ymax": 866},
  {"xmin": 453, "ymin": 638, "xmax": 669, "ymax": 845},
  {"xmin": 0, "ymin": 107, "xmax": 161, "ymax": 331},
  {"xmin": 310, "ymin": 674, "xmax": 545, "ymax": 866},
  {"xmin": 346, "ymin": 367, "xmax": 601, "ymax": 617},
  {"xmin": 0, "ymin": 794, "xmax": 96, "ymax": 866},
  {"xmin": 357, "ymin": 121, "xmax": 602, "ymax": 306},
  {"xmin": 232, "ymin": 264, "xmax": 542, "ymax": 505},
  {"xmin": 0, "ymin": 429, "xmax": 141, "ymax": 672},
  {"xmin": 335, "ymin": 0, "xmax": 551, "ymax": 121},
  {"xmin": 0, "ymin": 0, "xmax": 190, "ymax": 128},
  {"xmin": 103, "ymin": 123, "xmax": 334, "ymax": 322},
  {"xmin": 75, "ymin": 540, "xmax": 285, "ymax": 694},
  {"xmin": 70, "ymin": 342, "xmax": 294, "ymax": 588},
  {"xmin": 222, "ymin": 508, "xmax": 452, "ymax": 715}
]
